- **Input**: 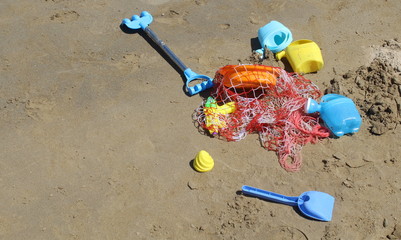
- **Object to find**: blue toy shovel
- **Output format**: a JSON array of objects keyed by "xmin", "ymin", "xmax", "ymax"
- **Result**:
[
  {"xmin": 242, "ymin": 185, "xmax": 335, "ymax": 221},
  {"xmin": 122, "ymin": 11, "xmax": 213, "ymax": 96}
]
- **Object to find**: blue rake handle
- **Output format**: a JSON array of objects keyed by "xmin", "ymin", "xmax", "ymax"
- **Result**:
[
  {"xmin": 122, "ymin": 11, "xmax": 214, "ymax": 95},
  {"xmin": 242, "ymin": 185, "xmax": 298, "ymax": 206}
]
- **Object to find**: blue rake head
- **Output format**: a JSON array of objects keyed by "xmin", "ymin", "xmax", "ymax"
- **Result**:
[{"xmin": 122, "ymin": 11, "xmax": 153, "ymax": 30}]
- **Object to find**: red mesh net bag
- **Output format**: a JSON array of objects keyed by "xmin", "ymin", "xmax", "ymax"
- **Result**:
[{"xmin": 194, "ymin": 64, "xmax": 330, "ymax": 171}]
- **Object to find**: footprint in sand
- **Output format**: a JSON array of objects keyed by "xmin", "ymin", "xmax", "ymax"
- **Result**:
[
  {"xmin": 50, "ymin": 10, "xmax": 80, "ymax": 23},
  {"xmin": 264, "ymin": 226, "xmax": 308, "ymax": 240},
  {"xmin": 133, "ymin": 137, "xmax": 156, "ymax": 159},
  {"xmin": 139, "ymin": 0, "xmax": 172, "ymax": 5},
  {"xmin": 218, "ymin": 23, "xmax": 230, "ymax": 30},
  {"xmin": 44, "ymin": 0, "xmax": 84, "ymax": 4},
  {"xmin": 24, "ymin": 97, "xmax": 56, "ymax": 121},
  {"xmin": 155, "ymin": 10, "xmax": 188, "ymax": 26},
  {"xmin": 0, "ymin": 57, "xmax": 11, "ymax": 72},
  {"xmin": 110, "ymin": 53, "xmax": 142, "ymax": 74},
  {"xmin": 266, "ymin": 1, "xmax": 287, "ymax": 11},
  {"xmin": 195, "ymin": 0, "xmax": 208, "ymax": 5}
]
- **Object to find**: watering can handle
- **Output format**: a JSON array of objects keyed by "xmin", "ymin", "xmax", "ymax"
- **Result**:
[{"xmin": 242, "ymin": 185, "xmax": 298, "ymax": 206}]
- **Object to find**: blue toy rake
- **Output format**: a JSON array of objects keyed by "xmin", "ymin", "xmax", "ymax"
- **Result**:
[{"xmin": 122, "ymin": 11, "xmax": 213, "ymax": 96}]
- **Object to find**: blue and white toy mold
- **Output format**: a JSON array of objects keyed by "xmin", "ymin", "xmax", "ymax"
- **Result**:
[
  {"xmin": 255, "ymin": 21, "xmax": 293, "ymax": 55},
  {"xmin": 305, "ymin": 94, "xmax": 362, "ymax": 137}
]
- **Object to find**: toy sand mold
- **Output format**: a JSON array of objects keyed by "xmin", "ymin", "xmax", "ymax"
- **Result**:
[{"xmin": 242, "ymin": 185, "xmax": 335, "ymax": 221}]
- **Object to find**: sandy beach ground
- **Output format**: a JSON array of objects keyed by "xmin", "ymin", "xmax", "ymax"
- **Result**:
[{"xmin": 1, "ymin": 0, "xmax": 401, "ymax": 239}]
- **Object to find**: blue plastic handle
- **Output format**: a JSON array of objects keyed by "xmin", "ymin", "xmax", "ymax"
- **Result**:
[
  {"xmin": 242, "ymin": 185, "xmax": 298, "ymax": 206},
  {"xmin": 184, "ymin": 69, "xmax": 214, "ymax": 95}
]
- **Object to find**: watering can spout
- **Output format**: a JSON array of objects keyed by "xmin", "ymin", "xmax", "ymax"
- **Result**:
[
  {"xmin": 305, "ymin": 98, "xmax": 321, "ymax": 114},
  {"xmin": 276, "ymin": 50, "xmax": 286, "ymax": 60}
]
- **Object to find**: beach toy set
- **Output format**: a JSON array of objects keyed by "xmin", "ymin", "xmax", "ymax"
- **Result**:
[
  {"xmin": 194, "ymin": 65, "xmax": 330, "ymax": 172},
  {"xmin": 121, "ymin": 11, "xmax": 362, "ymax": 169},
  {"xmin": 254, "ymin": 21, "xmax": 361, "ymax": 137},
  {"xmin": 256, "ymin": 21, "xmax": 324, "ymax": 74},
  {"xmin": 120, "ymin": 11, "xmax": 344, "ymax": 222}
]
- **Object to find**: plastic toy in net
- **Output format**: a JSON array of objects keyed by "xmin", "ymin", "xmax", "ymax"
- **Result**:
[{"xmin": 194, "ymin": 64, "xmax": 330, "ymax": 171}]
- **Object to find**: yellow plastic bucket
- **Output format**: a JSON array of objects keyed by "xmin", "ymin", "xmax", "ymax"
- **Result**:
[{"xmin": 276, "ymin": 39, "xmax": 324, "ymax": 74}]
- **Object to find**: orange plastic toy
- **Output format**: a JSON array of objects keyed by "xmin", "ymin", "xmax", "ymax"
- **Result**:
[{"xmin": 217, "ymin": 65, "xmax": 279, "ymax": 89}]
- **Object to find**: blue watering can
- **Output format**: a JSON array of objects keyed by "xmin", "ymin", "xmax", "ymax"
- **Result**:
[
  {"xmin": 255, "ymin": 21, "xmax": 293, "ymax": 57},
  {"xmin": 305, "ymin": 94, "xmax": 362, "ymax": 137}
]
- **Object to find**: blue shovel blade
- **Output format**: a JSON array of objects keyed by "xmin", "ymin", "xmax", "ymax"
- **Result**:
[{"xmin": 298, "ymin": 191, "xmax": 335, "ymax": 221}]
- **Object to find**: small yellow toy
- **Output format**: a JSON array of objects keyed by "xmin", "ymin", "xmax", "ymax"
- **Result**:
[
  {"xmin": 203, "ymin": 97, "xmax": 236, "ymax": 135},
  {"xmin": 276, "ymin": 39, "xmax": 324, "ymax": 74},
  {"xmin": 193, "ymin": 150, "xmax": 214, "ymax": 172}
]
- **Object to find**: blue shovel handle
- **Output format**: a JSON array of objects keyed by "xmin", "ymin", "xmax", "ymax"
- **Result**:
[
  {"xmin": 242, "ymin": 185, "xmax": 298, "ymax": 206},
  {"xmin": 122, "ymin": 11, "xmax": 214, "ymax": 95},
  {"xmin": 184, "ymin": 69, "xmax": 213, "ymax": 95}
]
